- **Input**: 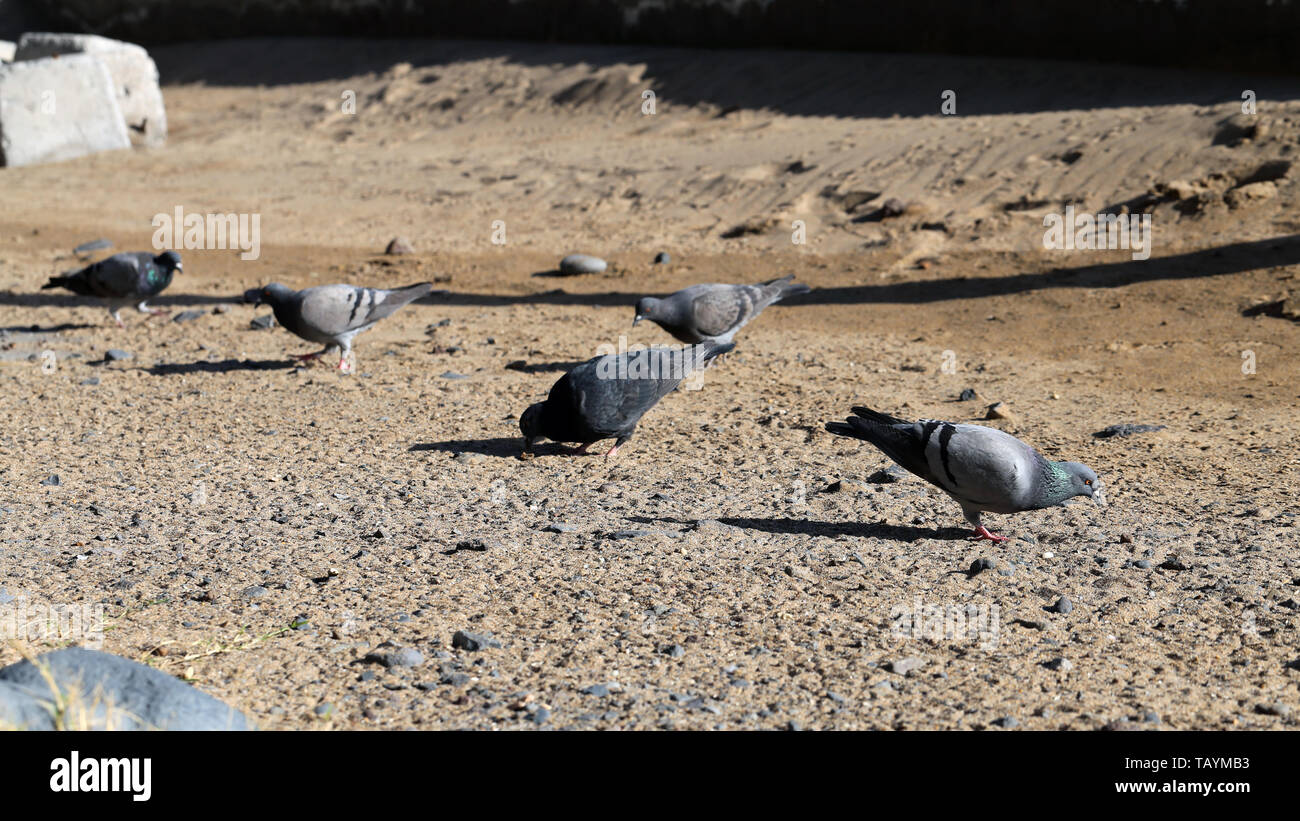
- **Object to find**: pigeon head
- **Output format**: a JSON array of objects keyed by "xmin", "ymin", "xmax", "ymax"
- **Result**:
[
  {"xmin": 1056, "ymin": 461, "xmax": 1106, "ymax": 506},
  {"xmin": 633, "ymin": 297, "xmax": 660, "ymax": 326},
  {"xmin": 155, "ymin": 251, "xmax": 183, "ymax": 272},
  {"xmin": 519, "ymin": 402, "xmax": 546, "ymax": 451},
  {"xmin": 245, "ymin": 282, "xmax": 292, "ymax": 306}
]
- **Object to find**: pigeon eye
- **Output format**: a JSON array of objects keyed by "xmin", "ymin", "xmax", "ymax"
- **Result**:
[{"xmin": 1084, "ymin": 479, "xmax": 1092, "ymax": 486}]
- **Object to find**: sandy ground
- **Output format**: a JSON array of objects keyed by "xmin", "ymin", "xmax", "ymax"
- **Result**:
[{"xmin": 0, "ymin": 39, "xmax": 1298, "ymax": 730}]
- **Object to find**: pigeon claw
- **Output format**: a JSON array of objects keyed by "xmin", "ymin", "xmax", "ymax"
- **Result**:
[
  {"xmin": 604, "ymin": 444, "xmax": 621, "ymax": 459},
  {"xmin": 971, "ymin": 526, "xmax": 1010, "ymax": 543}
]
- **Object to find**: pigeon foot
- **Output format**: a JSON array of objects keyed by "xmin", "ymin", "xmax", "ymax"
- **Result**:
[{"xmin": 971, "ymin": 526, "xmax": 1010, "ymax": 543}]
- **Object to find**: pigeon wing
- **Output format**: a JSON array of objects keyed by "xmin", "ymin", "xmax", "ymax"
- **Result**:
[
  {"xmin": 690, "ymin": 286, "xmax": 748, "ymax": 337},
  {"xmin": 298, "ymin": 282, "xmax": 432, "ymax": 337}
]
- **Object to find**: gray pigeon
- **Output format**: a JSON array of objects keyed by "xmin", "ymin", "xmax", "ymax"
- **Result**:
[
  {"xmin": 245, "ymin": 281, "xmax": 432, "ymax": 371},
  {"xmin": 42, "ymin": 251, "xmax": 182, "ymax": 326},
  {"xmin": 520, "ymin": 340, "xmax": 733, "ymax": 458},
  {"xmin": 633, "ymin": 275, "xmax": 810, "ymax": 344},
  {"xmin": 825, "ymin": 405, "xmax": 1105, "ymax": 541}
]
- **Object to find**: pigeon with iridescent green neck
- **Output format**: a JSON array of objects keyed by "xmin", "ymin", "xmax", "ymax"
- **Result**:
[
  {"xmin": 825, "ymin": 405, "xmax": 1105, "ymax": 541},
  {"xmin": 42, "ymin": 251, "xmax": 183, "ymax": 327}
]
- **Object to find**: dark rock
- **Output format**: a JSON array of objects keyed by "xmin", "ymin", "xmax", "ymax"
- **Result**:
[
  {"xmin": 580, "ymin": 683, "xmax": 610, "ymax": 697},
  {"xmin": 957, "ymin": 388, "xmax": 978, "ymax": 401},
  {"xmin": 532, "ymin": 706, "xmax": 551, "ymax": 724},
  {"xmin": 968, "ymin": 557, "xmax": 997, "ymax": 577},
  {"xmin": 662, "ymin": 644, "xmax": 686, "ymax": 658},
  {"xmin": 39, "ymin": 474, "xmax": 59, "ymax": 487},
  {"xmin": 250, "ymin": 314, "xmax": 276, "ymax": 330},
  {"xmin": 241, "ymin": 585, "xmax": 268, "ymax": 599},
  {"xmin": 542, "ymin": 523, "xmax": 576, "ymax": 533},
  {"xmin": 451, "ymin": 630, "xmax": 501, "ymax": 651},
  {"xmin": 365, "ymin": 647, "xmax": 424, "ymax": 668},
  {"xmin": 653, "ymin": 252, "xmax": 670, "ymax": 264},
  {"xmin": 865, "ymin": 465, "xmax": 904, "ymax": 484},
  {"xmin": 1046, "ymin": 596, "xmax": 1073, "ymax": 614},
  {"xmin": 104, "ymin": 349, "xmax": 132, "ymax": 362},
  {"xmin": 1093, "ymin": 423, "xmax": 1167, "ymax": 439},
  {"xmin": 0, "ymin": 648, "xmax": 251, "ymax": 730},
  {"xmin": 991, "ymin": 716, "xmax": 1019, "ymax": 728},
  {"xmin": 1043, "ymin": 657, "xmax": 1074, "ymax": 672},
  {"xmin": 385, "ymin": 236, "xmax": 415, "ymax": 255},
  {"xmin": 172, "ymin": 309, "xmax": 205, "ymax": 323},
  {"xmin": 440, "ymin": 371, "xmax": 469, "ymax": 380},
  {"xmin": 80, "ymin": 377, "xmax": 100, "ymax": 386},
  {"xmin": 880, "ymin": 197, "xmax": 907, "ymax": 217}
]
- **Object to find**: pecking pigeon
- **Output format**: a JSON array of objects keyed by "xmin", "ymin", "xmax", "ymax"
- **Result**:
[
  {"xmin": 633, "ymin": 275, "xmax": 810, "ymax": 344},
  {"xmin": 520, "ymin": 340, "xmax": 733, "ymax": 458},
  {"xmin": 42, "ymin": 251, "xmax": 183, "ymax": 327},
  {"xmin": 825, "ymin": 405, "xmax": 1105, "ymax": 541},
  {"xmin": 245, "ymin": 282, "xmax": 432, "ymax": 371}
]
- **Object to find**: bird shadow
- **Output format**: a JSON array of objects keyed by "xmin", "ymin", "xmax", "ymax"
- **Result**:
[
  {"xmin": 504, "ymin": 360, "xmax": 585, "ymax": 374},
  {"xmin": 409, "ymin": 437, "xmax": 523, "ymax": 457},
  {"xmin": 0, "ymin": 322, "xmax": 98, "ymax": 334},
  {"xmin": 701, "ymin": 516, "xmax": 970, "ymax": 542},
  {"xmin": 145, "ymin": 359, "xmax": 296, "ymax": 375}
]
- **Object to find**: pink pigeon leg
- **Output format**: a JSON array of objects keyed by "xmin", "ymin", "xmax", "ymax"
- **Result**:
[{"xmin": 971, "ymin": 526, "xmax": 1010, "ymax": 543}]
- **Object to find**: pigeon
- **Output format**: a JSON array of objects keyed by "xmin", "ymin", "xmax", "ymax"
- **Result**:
[
  {"xmin": 520, "ymin": 340, "xmax": 733, "ymax": 458},
  {"xmin": 825, "ymin": 405, "xmax": 1105, "ymax": 541},
  {"xmin": 244, "ymin": 282, "xmax": 433, "ymax": 371},
  {"xmin": 42, "ymin": 251, "xmax": 183, "ymax": 327},
  {"xmin": 633, "ymin": 275, "xmax": 810, "ymax": 344}
]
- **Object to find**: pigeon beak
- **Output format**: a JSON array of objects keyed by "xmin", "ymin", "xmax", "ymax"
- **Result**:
[
  {"xmin": 1092, "ymin": 486, "xmax": 1107, "ymax": 507},
  {"xmin": 632, "ymin": 315, "xmax": 644, "ymax": 326}
]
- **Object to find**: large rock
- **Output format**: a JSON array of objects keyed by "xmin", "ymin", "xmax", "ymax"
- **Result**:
[
  {"xmin": 16, "ymin": 32, "xmax": 165, "ymax": 146},
  {"xmin": 0, "ymin": 648, "xmax": 253, "ymax": 730},
  {"xmin": 0, "ymin": 53, "xmax": 130, "ymax": 166}
]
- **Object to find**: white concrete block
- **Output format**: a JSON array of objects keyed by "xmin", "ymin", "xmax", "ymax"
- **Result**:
[
  {"xmin": 16, "ymin": 32, "xmax": 166, "ymax": 146},
  {"xmin": 0, "ymin": 41, "xmax": 15, "ymax": 63},
  {"xmin": 0, "ymin": 53, "xmax": 131, "ymax": 167}
]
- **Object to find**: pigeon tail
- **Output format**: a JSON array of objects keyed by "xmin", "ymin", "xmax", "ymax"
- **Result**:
[
  {"xmin": 698, "ymin": 340, "xmax": 736, "ymax": 364},
  {"xmin": 764, "ymin": 274, "xmax": 810, "ymax": 300},
  {"xmin": 849, "ymin": 405, "xmax": 909, "ymax": 426}
]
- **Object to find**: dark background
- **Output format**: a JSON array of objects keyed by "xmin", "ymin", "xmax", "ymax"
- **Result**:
[{"xmin": 2, "ymin": 0, "xmax": 1299, "ymax": 75}]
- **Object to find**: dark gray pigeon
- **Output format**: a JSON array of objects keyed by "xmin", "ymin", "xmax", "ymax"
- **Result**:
[
  {"xmin": 42, "ymin": 251, "xmax": 182, "ymax": 326},
  {"xmin": 245, "ymin": 281, "xmax": 432, "ymax": 371},
  {"xmin": 825, "ymin": 405, "xmax": 1105, "ymax": 541},
  {"xmin": 633, "ymin": 275, "xmax": 810, "ymax": 344},
  {"xmin": 520, "ymin": 340, "xmax": 733, "ymax": 458}
]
